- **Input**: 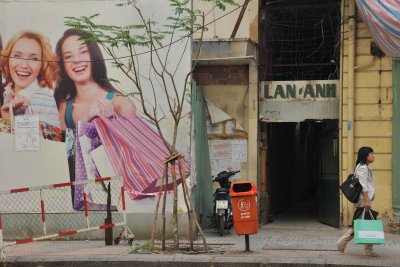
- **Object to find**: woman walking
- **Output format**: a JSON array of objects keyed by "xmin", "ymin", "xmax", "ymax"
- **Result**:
[{"xmin": 336, "ymin": 146, "xmax": 377, "ymax": 257}]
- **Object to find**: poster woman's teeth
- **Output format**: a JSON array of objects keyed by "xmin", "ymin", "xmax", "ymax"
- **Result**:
[
  {"xmin": 16, "ymin": 71, "xmax": 31, "ymax": 77},
  {"xmin": 73, "ymin": 66, "xmax": 87, "ymax": 73}
]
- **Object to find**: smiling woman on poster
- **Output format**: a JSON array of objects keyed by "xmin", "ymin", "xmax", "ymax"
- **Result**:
[
  {"xmin": 54, "ymin": 29, "xmax": 135, "ymax": 130},
  {"xmin": 0, "ymin": 31, "xmax": 60, "ymax": 127}
]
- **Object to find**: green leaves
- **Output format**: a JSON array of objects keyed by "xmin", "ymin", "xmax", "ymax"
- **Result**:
[
  {"xmin": 64, "ymin": 0, "xmax": 237, "ymax": 52},
  {"xmin": 65, "ymin": 15, "xmax": 147, "ymax": 48},
  {"xmin": 202, "ymin": 0, "xmax": 239, "ymax": 11}
]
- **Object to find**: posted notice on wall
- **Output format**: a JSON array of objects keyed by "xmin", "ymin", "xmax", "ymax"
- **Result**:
[
  {"xmin": 14, "ymin": 115, "xmax": 40, "ymax": 152},
  {"xmin": 209, "ymin": 139, "xmax": 247, "ymax": 179}
]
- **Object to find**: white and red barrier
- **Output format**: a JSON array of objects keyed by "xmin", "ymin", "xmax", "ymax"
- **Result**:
[{"xmin": 0, "ymin": 177, "xmax": 131, "ymax": 261}]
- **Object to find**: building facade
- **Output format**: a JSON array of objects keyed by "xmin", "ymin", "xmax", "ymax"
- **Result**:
[{"xmin": 193, "ymin": 0, "xmax": 399, "ymax": 229}]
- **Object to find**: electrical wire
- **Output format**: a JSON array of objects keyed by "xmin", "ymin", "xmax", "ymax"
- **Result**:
[
  {"xmin": 263, "ymin": 1, "xmax": 348, "ymax": 81},
  {"xmin": 0, "ymin": 1, "xmax": 247, "ymax": 63}
]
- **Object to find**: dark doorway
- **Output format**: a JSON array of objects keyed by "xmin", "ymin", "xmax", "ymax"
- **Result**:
[{"xmin": 266, "ymin": 120, "xmax": 340, "ymax": 228}]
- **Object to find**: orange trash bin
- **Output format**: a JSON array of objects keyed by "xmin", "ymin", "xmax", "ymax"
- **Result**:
[{"xmin": 230, "ymin": 181, "xmax": 259, "ymax": 235}]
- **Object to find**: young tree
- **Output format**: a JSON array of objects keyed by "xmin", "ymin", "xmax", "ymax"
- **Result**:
[{"xmin": 65, "ymin": 0, "xmax": 237, "ymax": 251}]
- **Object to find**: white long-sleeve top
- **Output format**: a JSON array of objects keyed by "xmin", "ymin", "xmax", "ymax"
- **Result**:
[
  {"xmin": 355, "ymin": 163, "xmax": 375, "ymax": 201},
  {"xmin": 3, "ymin": 81, "xmax": 60, "ymax": 127}
]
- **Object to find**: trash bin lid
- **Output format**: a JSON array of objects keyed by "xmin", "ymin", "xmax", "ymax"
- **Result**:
[{"xmin": 230, "ymin": 181, "xmax": 257, "ymax": 197}]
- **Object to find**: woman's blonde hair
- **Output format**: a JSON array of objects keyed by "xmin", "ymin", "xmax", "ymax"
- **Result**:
[{"xmin": 0, "ymin": 31, "xmax": 58, "ymax": 89}]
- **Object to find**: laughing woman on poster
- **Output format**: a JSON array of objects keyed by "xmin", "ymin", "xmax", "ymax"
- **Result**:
[
  {"xmin": 0, "ymin": 31, "xmax": 60, "ymax": 126},
  {"xmin": 54, "ymin": 29, "xmax": 135, "ymax": 130},
  {"xmin": 54, "ymin": 29, "xmax": 136, "ymax": 210}
]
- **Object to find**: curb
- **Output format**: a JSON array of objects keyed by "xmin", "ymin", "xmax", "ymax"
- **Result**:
[{"xmin": 2, "ymin": 254, "xmax": 396, "ymax": 267}]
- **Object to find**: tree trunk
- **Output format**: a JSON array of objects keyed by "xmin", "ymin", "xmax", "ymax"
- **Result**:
[
  {"xmin": 150, "ymin": 166, "xmax": 167, "ymax": 251},
  {"xmin": 178, "ymin": 157, "xmax": 208, "ymax": 253},
  {"xmin": 162, "ymin": 166, "xmax": 169, "ymax": 251},
  {"xmin": 171, "ymin": 160, "xmax": 179, "ymax": 249},
  {"xmin": 178, "ymin": 158, "xmax": 194, "ymax": 250}
]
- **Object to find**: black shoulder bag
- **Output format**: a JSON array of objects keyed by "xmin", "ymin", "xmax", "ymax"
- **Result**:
[{"xmin": 340, "ymin": 165, "xmax": 363, "ymax": 203}]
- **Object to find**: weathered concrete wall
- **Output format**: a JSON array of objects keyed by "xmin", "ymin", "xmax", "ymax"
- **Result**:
[{"xmin": 193, "ymin": 40, "xmax": 258, "ymax": 186}]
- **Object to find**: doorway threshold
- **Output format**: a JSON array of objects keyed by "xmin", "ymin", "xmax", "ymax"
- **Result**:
[{"xmin": 265, "ymin": 199, "xmax": 337, "ymax": 231}]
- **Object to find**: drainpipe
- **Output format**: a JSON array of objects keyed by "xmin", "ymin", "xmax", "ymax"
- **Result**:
[
  {"xmin": 393, "ymin": 60, "xmax": 400, "ymax": 225},
  {"xmin": 346, "ymin": 0, "xmax": 356, "ymax": 225}
]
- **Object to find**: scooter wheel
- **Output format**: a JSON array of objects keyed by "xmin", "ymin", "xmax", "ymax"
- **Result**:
[{"xmin": 219, "ymin": 215, "xmax": 224, "ymax": 237}]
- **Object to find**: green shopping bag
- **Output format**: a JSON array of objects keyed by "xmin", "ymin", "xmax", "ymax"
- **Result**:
[{"xmin": 354, "ymin": 209, "xmax": 385, "ymax": 245}]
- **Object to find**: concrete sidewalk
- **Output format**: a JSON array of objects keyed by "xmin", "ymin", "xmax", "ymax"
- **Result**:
[{"xmin": 2, "ymin": 225, "xmax": 400, "ymax": 267}]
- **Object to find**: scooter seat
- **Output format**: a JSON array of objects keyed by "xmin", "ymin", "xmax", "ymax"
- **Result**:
[{"xmin": 215, "ymin": 188, "xmax": 230, "ymax": 195}]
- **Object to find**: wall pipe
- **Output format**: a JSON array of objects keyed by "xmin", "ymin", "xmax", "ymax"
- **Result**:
[
  {"xmin": 346, "ymin": 0, "xmax": 356, "ymax": 225},
  {"xmin": 338, "ymin": 0, "xmax": 345, "ymax": 227},
  {"xmin": 393, "ymin": 60, "xmax": 400, "ymax": 224}
]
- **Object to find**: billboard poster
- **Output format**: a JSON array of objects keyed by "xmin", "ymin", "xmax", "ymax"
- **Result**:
[{"xmin": 0, "ymin": 0, "xmax": 191, "ymax": 213}]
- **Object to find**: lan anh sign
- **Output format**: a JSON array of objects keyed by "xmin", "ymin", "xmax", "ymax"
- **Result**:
[
  {"xmin": 259, "ymin": 80, "xmax": 340, "ymax": 122},
  {"xmin": 261, "ymin": 80, "xmax": 340, "ymax": 101}
]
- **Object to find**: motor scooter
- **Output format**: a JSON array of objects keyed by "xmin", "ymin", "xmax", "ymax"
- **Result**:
[{"xmin": 212, "ymin": 170, "xmax": 240, "ymax": 236}]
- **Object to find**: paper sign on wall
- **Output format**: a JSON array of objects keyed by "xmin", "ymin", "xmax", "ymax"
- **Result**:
[
  {"xmin": 14, "ymin": 115, "xmax": 40, "ymax": 152},
  {"xmin": 209, "ymin": 139, "xmax": 247, "ymax": 179}
]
